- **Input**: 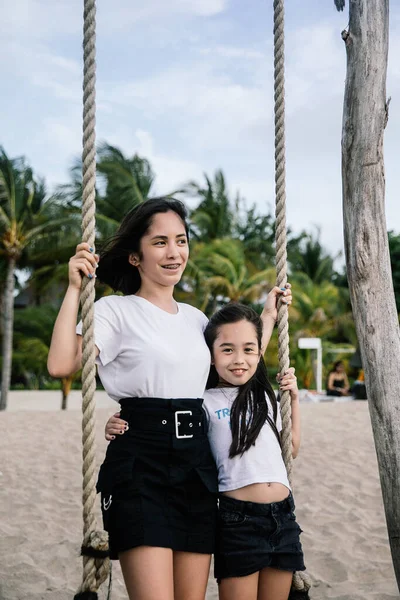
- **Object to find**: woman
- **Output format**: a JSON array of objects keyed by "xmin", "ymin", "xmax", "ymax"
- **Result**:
[
  {"xmin": 47, "ymin": 197, "xmax": 291, "ymax": 600},
  {"xmin": 326, "ymin": 360, "xmax": 350, "ymax": 397}
]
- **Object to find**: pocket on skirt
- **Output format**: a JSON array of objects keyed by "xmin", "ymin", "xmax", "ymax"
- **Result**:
[{"xmin": 96, "ymin": 458, "xmax": 136, "ymax": 530}]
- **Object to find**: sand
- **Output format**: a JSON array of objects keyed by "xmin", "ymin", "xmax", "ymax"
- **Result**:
[{"xmin": 0, "ymin": 391, "xmax": 398, "ymax": 600}]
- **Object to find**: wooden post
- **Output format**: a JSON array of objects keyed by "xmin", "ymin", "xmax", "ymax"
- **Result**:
[{"xmin": 341, "ymin": 0, "xmax": 400, "ymax": 589}]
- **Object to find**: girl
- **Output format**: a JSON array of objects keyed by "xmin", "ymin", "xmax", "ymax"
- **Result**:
[
  {"xmin": 107, "ymin": 302, "xmax": 304, "ymax": 600},
  {"xmin": 48, "ymin": 197, "xmax": 291, "ymax": 600}
]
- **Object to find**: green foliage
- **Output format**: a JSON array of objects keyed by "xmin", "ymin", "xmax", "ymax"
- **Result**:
[
  {"xmin": 182, "ymin": 238, "xmax": 275, "ymax": 315},
  {"xmin": 11, "ymin": 305, "xmax": 58, "ymax": 388},
  {"xmin": 97, "ymin": 142, "xmax": 156, "ymax": 211},
  {"xmin": 288, "ymin": 227, "xmax": 340, "ymax": 283},
  {"xmin": 388, "ymin": 230, "xmax": 400, "ymax": 312},
  {"xmin": 186, "ymin": 170, "xmax": 234, "ymax": 240},
  {"xmin": 4, "ymin": 142, "xmax": 387, "ymax": 393}
]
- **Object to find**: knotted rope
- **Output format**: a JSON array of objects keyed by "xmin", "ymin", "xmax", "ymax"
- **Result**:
[
  {"xmin": 273, "ymin": 1, "xmax": 311, "ymax": 596},
  {"xmin": 74, "ymin": 1, "xmax": 110, "ymax": 598}
]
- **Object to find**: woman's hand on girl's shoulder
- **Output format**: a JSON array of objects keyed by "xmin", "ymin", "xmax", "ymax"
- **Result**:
[
  {"xmin": 105, "ymin": 412, "xmax": 129, "ymax": 441},
  {"xmin": 68, "ymin": 242, "xmax": 99, "ymax": 290},
  {"xmin": 276, "ymin": 367, "xmax": 299, "ymax": 402}
]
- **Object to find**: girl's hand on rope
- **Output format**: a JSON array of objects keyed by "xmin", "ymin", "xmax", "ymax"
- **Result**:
[
  {"xmin": 277, "ymin": 367, "xmax": 299, "ymax": 402},
  {"xmin": 68, "ymin": 242, "xmax": 99, "ymax": 290},
  {"xmin": 105, "ymin": 412, "xmax": 129, "ymax": 441},
  {"xmin": 263, "ymin": 283, "xmax": 292, "ymax": 323}
]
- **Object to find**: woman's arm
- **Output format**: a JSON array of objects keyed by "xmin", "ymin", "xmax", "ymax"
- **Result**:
[
  {"xmin": 327, "ymin": 372, "xmax": 336, "ymax": 391},
  {"xmin": 47, "ymin": 243, "xmax": 99, "ymax": 378},
  {"xmin": 278, "ymin": 368, "xmax": 300, "ymax": 458},
  {"xmin": 261, "ymin": 284, "xmax": 292, "ymax": 354}
]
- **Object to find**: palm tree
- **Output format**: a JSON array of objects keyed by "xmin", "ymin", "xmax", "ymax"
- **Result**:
[
  {"xmin": 56, "ymin": 143, "xmax": 178, "ymax": 241},
  {"xmin": 288, "ymin": 227, "xmax": 340, "ymax": 283},
  {"xmin": 186, "ymin": 170, "xmax": 235, "ymax": 241},
  {"xmin": 289, "ymin": 273, "xmax": 356, "ymax": 343},
  {"xmin": 97, "ymin": 142, "xmax": 156, "ymax": 213},
  {"xmin": 0, "ymin": 148, "xmax": 70, "ymax": 410},
  {"xmin": 184, "ymin": 239, "xmax": 276, "ymax": 314},
  {"xmin": 233, "ymin": 203, "xmax": 276, "ymax": 273}
]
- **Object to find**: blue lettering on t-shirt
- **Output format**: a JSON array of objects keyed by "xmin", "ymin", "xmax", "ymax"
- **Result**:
[{"xmin": 214, "ymin": 407, "xmax": 231, "ymax": 427}]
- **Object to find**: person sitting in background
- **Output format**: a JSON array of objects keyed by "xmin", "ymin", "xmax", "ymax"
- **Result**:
[{"xmin": 326, "ymin": 361, "xmax": 350, "ymax": 397}]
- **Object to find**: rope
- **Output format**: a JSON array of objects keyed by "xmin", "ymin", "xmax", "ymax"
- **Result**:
[
  {"xmin": 273, "ymin": 1, "xmax": 311, "ymax": 595},
  {"xmin": 75, "ymin": 0, "xmax": 110, "ymax": 597}
]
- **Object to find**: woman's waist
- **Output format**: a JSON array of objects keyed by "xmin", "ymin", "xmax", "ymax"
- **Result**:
[{"xmin": 119, "ymin": 396, "xmax": 204, "ymax": 412}]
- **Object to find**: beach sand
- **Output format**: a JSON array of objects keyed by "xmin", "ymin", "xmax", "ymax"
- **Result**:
[{"xmin": 0, "ymin": 391, "xmax": 398, "ymax": 600}]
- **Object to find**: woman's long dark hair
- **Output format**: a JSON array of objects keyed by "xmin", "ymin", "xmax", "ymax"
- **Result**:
[
  {"xmin": 96, "ymin": 197, "xmax": 189, "ymax": 295},
  {"xmin": 204, "ymin": 303, "xmax": 281, "ymax": 458}
]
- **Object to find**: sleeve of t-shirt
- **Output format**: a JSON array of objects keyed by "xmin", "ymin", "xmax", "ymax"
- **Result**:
[
  {"xmin": 198, "ymin": 309, "xmax": 208, "ymax": 332},
  {"xmin": 76, "ymin": 297, "xmax": 121, "ymax": 367}
]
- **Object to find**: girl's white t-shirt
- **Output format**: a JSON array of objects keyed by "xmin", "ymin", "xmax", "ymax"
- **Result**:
[
  {"xmin": 76, "ymin": 295, "xmax": 210, "ymax": 401},
  {"xmin": 203, "ymin": 387, "xmax": 290, "ymax": 492}
]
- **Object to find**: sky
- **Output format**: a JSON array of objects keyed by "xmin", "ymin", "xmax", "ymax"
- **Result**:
[{"xmin": 1, "ymin": 0, "xmax": 400, "ymax": 262}]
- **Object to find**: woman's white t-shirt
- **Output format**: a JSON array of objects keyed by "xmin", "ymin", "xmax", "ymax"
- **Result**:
[
  {"xmin": 203, "ymin": 387, "xmax": 290, "ymax": 492},
  {"xmin": 76, "ymin": 295, "xmax": 210, "ymax": 401}
]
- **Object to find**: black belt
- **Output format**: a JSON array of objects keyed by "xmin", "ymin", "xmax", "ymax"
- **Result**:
[{"xmin": 119, "ymin": 404, "xmax": 206, "ymax": 439}]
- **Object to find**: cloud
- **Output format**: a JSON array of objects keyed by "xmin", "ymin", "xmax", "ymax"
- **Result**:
[
  {"xmin": 2, "ymin": 0, "xmax": 400, "ymax": 263},
  {"xmin": 0, "ymin": 0, "xmax": 229, "ymax": 41},
  {"xmin": 199, "ymin": 46, "xmax": 265, "ymax": 60},
  {"xmin": 1, "ymin": 39, "xmax": 81, "ymax": 102}
]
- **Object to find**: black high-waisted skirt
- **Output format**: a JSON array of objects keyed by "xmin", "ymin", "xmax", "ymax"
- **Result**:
[{"xmin": 96, "ymin": 397, "xmax": 218, "ymax": 560}]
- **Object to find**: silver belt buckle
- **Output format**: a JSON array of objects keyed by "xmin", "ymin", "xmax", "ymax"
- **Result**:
[{"xmin": 175, "ymin": 410, "xmax": 193, "ymax": 439}]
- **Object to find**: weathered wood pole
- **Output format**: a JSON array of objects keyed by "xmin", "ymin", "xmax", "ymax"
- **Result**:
[{"xmin": 341, "ymin": 0, "xmax": 400, "ymax": 589}]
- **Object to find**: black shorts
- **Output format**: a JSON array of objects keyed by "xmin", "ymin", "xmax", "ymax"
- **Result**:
[
  {"xmin": 215, "ymin": 493, "xmax": 305, "ymax": 580},
  {"xmin": 96, "ymin": 397, "xmax": 218, "ymax": 560}
]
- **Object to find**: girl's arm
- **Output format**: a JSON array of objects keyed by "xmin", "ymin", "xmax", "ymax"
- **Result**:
[
  {"xmin": 261, "ymin": 284, "xmax": 292, "ymax": 354},
  {"xmin": 47, "ymin": 243, "xmax": 99, "ymax": 378},
  {"xmin": 278, "ymin": 368, "xmax": 300, "ymax": 458},
  {"xmin": 105, "ymin": 412, "xmax": 129, "ymax": 441}
]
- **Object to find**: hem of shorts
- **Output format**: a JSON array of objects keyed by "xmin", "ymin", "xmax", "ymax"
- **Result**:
[{"xmin": 215, "ymin": 563, "xmax": 306, "ymax": 581}]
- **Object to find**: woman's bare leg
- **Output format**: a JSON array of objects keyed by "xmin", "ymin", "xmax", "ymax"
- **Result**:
[
  {"xmin": 119, "ymin": 546, "xmax": 174, "ymax": 600},
  {"xmin": 257, "ymin": 567, "xmax": 292, "ymax": 600},
  {"xmin": 173, "ymin": 551, "xmax": 212, "ymax": 600},
  {"xmin": 218, "ymin": 572, "xmax": 259, "ymax": 600}
]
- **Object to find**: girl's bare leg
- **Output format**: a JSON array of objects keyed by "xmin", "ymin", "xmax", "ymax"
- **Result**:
[
  {"xmin": 218, "ymin": 572, "xmax": 259, "ymax": 600},
  {"xmin": 173, "ymin": 551, "xmax": 212, "ymax": 600},
  {"xmin": 119, "ymin": 546, "xmax": 174, "ymax": 600},
  {"xmin": 257, "ymin": 567, "xmax": 293, "ymax": 600}
]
